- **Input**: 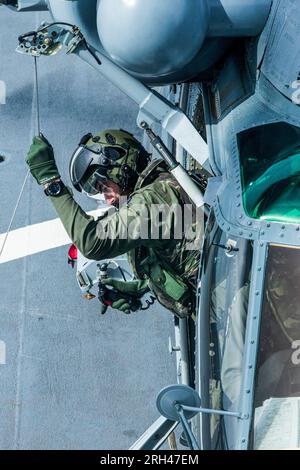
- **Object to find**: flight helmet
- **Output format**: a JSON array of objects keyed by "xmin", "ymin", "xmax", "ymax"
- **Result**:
[{"xmin": 69, "ymin": 129, "xmax": 150, "ymax": 195}]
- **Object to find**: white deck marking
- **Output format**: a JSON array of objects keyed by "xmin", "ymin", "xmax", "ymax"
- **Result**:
[{"xmin": 0, "ymin": 209, "xmax": 106, "ymax": 264}]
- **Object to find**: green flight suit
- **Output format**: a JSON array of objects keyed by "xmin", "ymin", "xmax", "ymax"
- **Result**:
[{"xmin": 50, "ymin": 160, "xmax": 202, "ymax": 318}]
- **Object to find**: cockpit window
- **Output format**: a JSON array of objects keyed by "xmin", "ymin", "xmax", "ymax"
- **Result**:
[
  {"xmin": 238, "ymin": 123, "xmax": 300, "ymax": 223},
  {"xmin": 203, "ymin": 228, "xmax": 252, "ymax": 449},
  {"xmin": 253, "ymin": 244, "xmax": 300, "ymax": 449}
]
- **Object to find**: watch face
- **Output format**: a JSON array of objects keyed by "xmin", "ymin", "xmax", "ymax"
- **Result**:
[{"xmin": 48, "ymin": 181, "xmax": 62, "ymax": 196}]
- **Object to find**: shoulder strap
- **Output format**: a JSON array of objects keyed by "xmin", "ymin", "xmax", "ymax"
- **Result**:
[{"xmin": 134, "ymin": 158, "xmax": 168, "ymax": 191}]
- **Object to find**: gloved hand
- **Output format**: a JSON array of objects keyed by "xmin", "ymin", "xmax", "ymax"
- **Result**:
[
  {"xmin": 102, "ymin": 278, "xmax": 149, "ymax": 314},
  {"xmin": 26, "ymin": 134, "xmax": 60, "ymax": 185}
]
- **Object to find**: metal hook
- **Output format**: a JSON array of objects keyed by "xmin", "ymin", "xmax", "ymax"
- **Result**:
[{"xmin": 141, "ymin": 295, "xmax": 156, "ymax": 311}]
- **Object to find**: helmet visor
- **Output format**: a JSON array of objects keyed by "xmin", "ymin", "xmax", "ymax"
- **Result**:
[
  {"xmin": 70, "ymin": 145, "xmax": 107, "ymax": 187},
  {"xmin": 70, "ymin": 139, "xmax": 125, "ymax": 194},
  {"xmin": 80, "ymin": 165, "xmax": 108, "ymax": 196}
]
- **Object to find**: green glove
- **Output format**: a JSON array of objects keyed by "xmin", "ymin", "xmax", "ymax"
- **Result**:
[
  {"xmin": 108, "ymin": 298, "xmax": 140, "ymax": 315},
  {"xmin": 102, "ymin": 278, "xmax": 149, "ymax": 297},
  {"xmin": 26, "ymin": 134, "xmax": 60, "ymax": 185},
  {"xmin": 102, "ymin": 278, "xmax": 149, "ymax": 314}
]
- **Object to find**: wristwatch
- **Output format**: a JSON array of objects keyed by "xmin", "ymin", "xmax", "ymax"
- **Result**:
[{"xmin": 44, "ymin": 179, "xmax": 65, "ymax": 197}]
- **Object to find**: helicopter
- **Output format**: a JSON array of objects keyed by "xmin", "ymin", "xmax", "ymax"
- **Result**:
[{"xmin": 2, "ymin": 0, "xmax": 300, "ymax": 450}]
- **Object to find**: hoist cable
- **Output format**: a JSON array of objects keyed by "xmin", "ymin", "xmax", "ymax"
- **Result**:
[
  {"xmin": 0, "ymin": 171, "xmax": 30, "ymax": 260},
  {"xmin": 0, "ymin": 56, "xmax": 41, "ymax": 260},
  {"xmin": 34, "ymin": 55, "xmax": 41, "ymax": 136}
]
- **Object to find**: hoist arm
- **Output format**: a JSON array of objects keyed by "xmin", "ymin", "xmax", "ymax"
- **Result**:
[{"xmin": 16, "ymin": 22, "xmax": 209, "ymax": 167}]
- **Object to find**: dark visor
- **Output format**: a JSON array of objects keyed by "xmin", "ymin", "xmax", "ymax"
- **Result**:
[{"xmin": 80, "ymin": 165, "xmax": 108, "ymax": 195}]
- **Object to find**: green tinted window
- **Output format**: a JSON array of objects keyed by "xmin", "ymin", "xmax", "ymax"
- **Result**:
[
  {"xmin": 238, "ymin": 123, "xmax": 300, "ymax": 222},
  {"xmin": 253, "ymin": 245, "xmax": 300, "ymax": 449}
]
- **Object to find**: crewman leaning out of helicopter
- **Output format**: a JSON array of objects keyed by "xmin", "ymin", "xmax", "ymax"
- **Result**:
[{"xmin": 26, "ymin": 130, "xmax": 201, "ymax": 318}]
